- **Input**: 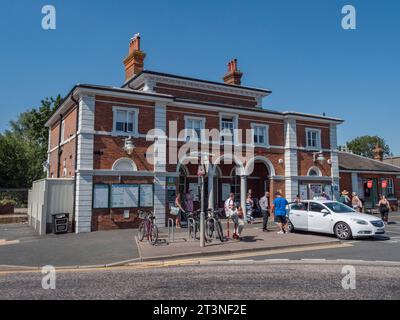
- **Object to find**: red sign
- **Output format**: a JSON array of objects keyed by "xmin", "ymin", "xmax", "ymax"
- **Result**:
[
  {"xmin": 197, "ymin": 164, "xmax": 205, "ymax": 177},
  {"xmin": 382, "ymin": 180, "xmax": 388, "ymax": 189},
  {"xmin": 367, "ymin": 180, "xmax": 373, "ymax": 189}
]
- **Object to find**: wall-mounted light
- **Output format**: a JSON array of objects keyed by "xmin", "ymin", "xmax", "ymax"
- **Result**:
[
  {"xmin": 278, "ymin": 159, "xmax": 284, "ymax": 165},
  {"xmin": 327, "ymin": 158, "xmax": 332, "ymax": 165},
  {"xmin": 123, "ymin": 136, "xmax": 135, "ymax": 155},
  {"xmin": 313, "ymin": 151, "xmax": 326, "ymax": 165}
]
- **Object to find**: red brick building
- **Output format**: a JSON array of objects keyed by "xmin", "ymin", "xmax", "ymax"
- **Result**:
[{"xmin": 45, "ymin": 35, "xmax": 344, "ymax": 233}]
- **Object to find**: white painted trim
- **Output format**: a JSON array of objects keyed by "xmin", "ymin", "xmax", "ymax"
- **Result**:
[
  {"xmin": 111, "ymin": 157, "xmax": 138, "ymax": 171},
  {"xmin": 245, "ymin": 155, "xmax": 276, "ymax": 177},
  {"xmin": 305, "ymin": 128, "xmax": 322, "ymax": 150},
  {"xmin": 219, "ymin": 113, "xmax": 239, "ymax": 145},
  {"xmin": 184, "ymin": 115, "xmax": 206, "ymax": 142},
  {"xmin": 307, "ymin": 166, "xmax": 322, "ymax": 177},
  {"xmin": 250, "ymin": 123, "xmax": 270, "ymax": 148},
  {"xmin": 112, "ymin": 106, "xmax": 139, "ymax": 136}
]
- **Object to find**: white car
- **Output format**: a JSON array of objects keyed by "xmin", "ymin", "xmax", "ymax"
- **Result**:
[{"xmin": 287, "ymin": 200, "xmax": 385, "ymax": 240}]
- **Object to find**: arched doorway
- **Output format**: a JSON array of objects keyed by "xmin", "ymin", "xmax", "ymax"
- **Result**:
[{"xmin": 245, "ymin": 157, "xmax": 274, "ymax": 199}]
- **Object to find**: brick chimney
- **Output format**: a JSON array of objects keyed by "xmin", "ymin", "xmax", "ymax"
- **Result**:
[
  {"xmin": 123, "ymin": 33, "xmax": 146, "ymax": 81},
  {"xmin": 223, "ymin": 59, "xmax": 243, "ymax": 85},
  {"xmin": 373, "ymin": 143, "xmax": 384, "ymax": 161}
]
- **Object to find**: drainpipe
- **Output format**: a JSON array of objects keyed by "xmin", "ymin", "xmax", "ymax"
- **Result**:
[
  {"xmin": 56, "ymin": 114, "xmax": 63, "ymax": 178},
  {"xmin": 71, "ymin": 93, "xmax": 79, "ymax": 232}
]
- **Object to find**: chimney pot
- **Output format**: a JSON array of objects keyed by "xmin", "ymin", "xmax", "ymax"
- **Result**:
[
  {"xmin": 223, "ymin": 58, "xmax": 243, "ymax": 86},
  {"xmin": 124, "ymin": 33, "xmax": 146, "ymax": 81}
]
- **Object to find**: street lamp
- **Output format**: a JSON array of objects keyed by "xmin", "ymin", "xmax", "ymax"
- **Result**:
[{"xmin": 124, "ymin": 136, "xmax": 135, "ymax": 155}]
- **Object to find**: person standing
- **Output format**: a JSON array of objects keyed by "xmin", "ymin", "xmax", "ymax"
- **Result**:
[
  {"xmin": 185, "ymin": 189, "xmax": 194, "ymax": 213},
  {"xmin": 245, "ymin": 193, "xmax": 254, "ymax": 224},
  {"xmin": 259, "ymin": 192, "xmax": 270, "ymax": 232},
  {"xmin": 224, "ymin": 193, "xmax": 235, "ymax": 218},
  {"xmin": 271, "ymin": 191, "xmax": 289, "ymax": 234},
  {"xmin": 294, "ymin": 194, "xmax": 301, "ymax": 203},
  {"xmin": 378, "ymin": 195, "xmax": 391, "ymax": 224},
  {"xmin": 351, "ymin": 192, "xmax": 363, "ymax": 212},
  {"xmin": 174, "ymin": 193, "xmax": 185, "ymax": 228},
  {"xmin": 233, "ymin": 206, "xmax": 245, "ymax": 240},
  {"xmin": 339, "ymin": 190, "xmax": 351, "ymax": 207}
]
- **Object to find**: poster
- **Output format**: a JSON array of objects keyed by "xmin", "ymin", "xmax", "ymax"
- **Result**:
[
  {"xmin": 189, "ymin": 183, "xmax": 200, "ymax": 201},
  {"xmin": 309, "ymin": 184, "xmax": 323, "ymax": 199},
  {"xmin": 222, "ymin": 183, "xmax": 231, "ymax": 201},
  {"xmin": 324, "ymin": 184, "xmax": 333, "ymax": 200},
  {"xmin": 140, "ymin": 184, "xmax": 153, "ymax": 207},
  {"xmin": 93, "ymin": 185, "xmax": 109, "ymax": 208},
  {"xmin": 299, "ymin": 184, "xmax": 308, "ymax": 201},
  {"xmin": 111, "ymin": 184, "xmax": 139, "ymax": 208}
]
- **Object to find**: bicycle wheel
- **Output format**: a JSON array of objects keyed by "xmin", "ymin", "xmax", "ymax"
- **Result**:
[
  {"xmin": 206, "ymin": 219, "xmax": 214, "ymax": 240},
  {"xmin": 215, "ymin": 220, "xmax": 224, "ymax": 242},
  {"xmin": 138, "ymin": 221, "xmax": 145, "ymax": 241},
  {"xmin": 149, "ymin": 224, "xmax": 159, "ymax": 245}
]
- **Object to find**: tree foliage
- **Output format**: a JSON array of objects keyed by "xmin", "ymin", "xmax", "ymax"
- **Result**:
[
  {"xmin": 0, "ymin": 96, "xmax": 61, "ymax": 188},
  {"xmin": 344, "ymin": 135, "xmax": 392, "ymax": 159}
]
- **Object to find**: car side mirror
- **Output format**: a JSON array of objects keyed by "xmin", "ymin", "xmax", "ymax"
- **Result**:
[{"xmin": 321, "ymin": 209, "xmax": 330, "ymax": 215}]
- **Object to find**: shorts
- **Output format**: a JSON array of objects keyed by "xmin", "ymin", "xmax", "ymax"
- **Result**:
[{"xmin": 274, "ymin": 215, "xmax": 287, "ymax": 224}]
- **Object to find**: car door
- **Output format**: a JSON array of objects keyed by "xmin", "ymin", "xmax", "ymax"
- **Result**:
[
  {"xmin": 288, "ymin": 202, "xmax": 308, "ymax": 230},
  {"xmin": 308, "ymin": 202, "xmax": 333, "ymax": 233}
]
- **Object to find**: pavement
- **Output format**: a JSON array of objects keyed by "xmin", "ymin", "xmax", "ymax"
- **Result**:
[
  {"xmin": 0, "ymin": 223, "xmax": 140, "ymax": 268},
  {"xmin": 136, "ymin": 221, "xmax": 340, "ymax": 261}
]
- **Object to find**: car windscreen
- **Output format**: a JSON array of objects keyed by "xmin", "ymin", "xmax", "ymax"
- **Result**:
[{"xmin": 324, "ymin": 202, "xmax": 355, "ymax": 213}]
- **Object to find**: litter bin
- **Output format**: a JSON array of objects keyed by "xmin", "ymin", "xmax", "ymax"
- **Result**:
[{"xmin": 52, "ymin": 213, "xmax": 69, "ymax": 234}]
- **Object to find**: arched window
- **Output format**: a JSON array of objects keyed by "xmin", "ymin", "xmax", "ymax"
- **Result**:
[
  {"xmin": 112, "ymin": 158, "xmax": 137, "ymax": 171},
  {"xmin": 307, "ymin": 166, "xmax": 322, "ymax": 177}
]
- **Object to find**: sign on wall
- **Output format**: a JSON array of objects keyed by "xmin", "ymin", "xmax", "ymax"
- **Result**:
[
  {"xmin": 299, "ymin": 184, "xmax": 308, "ymax": 200},
  {"xmin": 93, "ymin": 185, "xmax": 109, "ymax": 208},
  {"xmin": 189, "ymin": 183, "xmax": 200, "ymax": 201},
  {"xmin": 140, "ymin": 184, "xmax": 153, "ymax": 207},
  {"xmin": 111, "ymin": 184, "xmax": 139, "ymax": 208}
]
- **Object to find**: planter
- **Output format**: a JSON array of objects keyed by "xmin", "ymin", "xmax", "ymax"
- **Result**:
[{"xmin": 0, "ymin": 205, "xmax": 15, "ymax": 215}]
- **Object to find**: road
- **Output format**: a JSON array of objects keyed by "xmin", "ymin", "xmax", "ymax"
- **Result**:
[{"xmin": 1, "ymin": 262, "xmax": 400, "ymax": 300}]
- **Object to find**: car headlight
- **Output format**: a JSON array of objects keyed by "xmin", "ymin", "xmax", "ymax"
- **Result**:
[{"xmin": 351, "ymin": 218, "xmax": 368, "ymax": 225}]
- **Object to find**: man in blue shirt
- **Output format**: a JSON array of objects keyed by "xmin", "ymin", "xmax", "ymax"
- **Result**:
[{"xmin": 271, "ymin": 191, "xmax": 289, "ymax": 234}]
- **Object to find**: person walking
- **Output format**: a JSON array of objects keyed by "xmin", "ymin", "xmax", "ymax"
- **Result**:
[
  {"xmin": 271, "ymin": 191, "xmax": 289, "ymax": 234},
  {"xmin": 259, "ymin": 191, "xmax": 270, "ymax": 232},
  {"xmin": 351, "ymin": 192, "xmax": 363, "ymax": 212},
  {"xmin": 245, "ymin": 193, "xmax": 254, "ymax": 224},
  {"xmin": 378, "ymin": 195, "xmax": 391, "ymax": 225}
]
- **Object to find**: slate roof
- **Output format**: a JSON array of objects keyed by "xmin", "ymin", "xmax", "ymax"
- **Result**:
[{"xmin": 339, "ymin": 152, "xmax": 400, "ymax": 173}]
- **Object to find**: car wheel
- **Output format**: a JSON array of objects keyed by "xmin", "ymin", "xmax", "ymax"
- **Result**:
[
  {"xmin": 287, "ymin": 220, "xmax": 294, "ymax": 233},
  {"xmin": 334, "ymin": 222, "xmax": 352, "ymax": 240}
]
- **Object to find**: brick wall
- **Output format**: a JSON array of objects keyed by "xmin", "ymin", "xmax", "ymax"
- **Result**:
[{"xmin": 296, "ymin": 121, "xmax": 331, "ymax": 149}]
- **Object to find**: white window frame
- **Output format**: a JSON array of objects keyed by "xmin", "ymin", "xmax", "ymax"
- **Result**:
[
  {"xmin": 250, "ymin": 123, "xmax": 269, "ymax": 147},
  {"xmin": 386, "ymin": 178, "xmax": 394, "ymax": 196},
  {"xmin": 305, "ymin": 128, "xmax": 322, "ymax": 150},
  {"xmin": 219, "ymin": 113, "xmax": 239, "ymax": 145},
  {"xmin": 112, "ymin": 106, "xmax": 139, "ymax": 136},
  {"xmin": 184, "ymin": 116, "xmax": 206, "ymax": 142},
  {"xmin": 60, "ymin": 120, "xmax": 65, "ymax": 143},
  {"xmin": 307, "ymin": 166, "xmax": 322, "ymax": 177}
]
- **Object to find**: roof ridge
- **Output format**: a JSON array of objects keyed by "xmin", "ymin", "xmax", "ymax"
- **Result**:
[{"xmin": 338, "ymin": 151, "xmax": 400, "ymax": 172}]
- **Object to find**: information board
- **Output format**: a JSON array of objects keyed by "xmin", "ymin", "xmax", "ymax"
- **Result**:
[
  {"xmin": 93, "ymin": 185, "xmax": 109, "ymax": 208},
  {"xmin": 111, "ymin": 184, "xmax": 139, "ymax": 208},
  {"xmin": 140, "ymin": 184, "xmax": 153, "ymax": 207}
]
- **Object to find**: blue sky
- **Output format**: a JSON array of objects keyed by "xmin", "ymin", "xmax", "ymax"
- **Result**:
[{"xmin": 1, "ymin": 0, "xmax": 399, "ymax": 153}]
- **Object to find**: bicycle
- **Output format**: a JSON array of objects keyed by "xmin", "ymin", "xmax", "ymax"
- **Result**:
[
  {"xmin": 137, "ymin": 210, "xmax": 158, "ymax": 245},
  {"xmin": 185, "ymin": 209, "xmax": 210, "ymax": 242},
  {"xmin": 205, "ymin": 208, "xmax": 225, "ymax": 242}
]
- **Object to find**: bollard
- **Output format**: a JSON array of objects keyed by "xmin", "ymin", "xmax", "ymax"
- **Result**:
[{"xmin": 167, "ymin": 218, "xmax": 175, "ymax": 243}]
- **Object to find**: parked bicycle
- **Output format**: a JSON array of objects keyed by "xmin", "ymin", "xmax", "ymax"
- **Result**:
[
  {"xmin": 205, "ymin": 208, "xmax": 225, "ymax": 242},
  {"xmin": 137, "ymin": 209, "xmax": 158, "ymax": 245}
]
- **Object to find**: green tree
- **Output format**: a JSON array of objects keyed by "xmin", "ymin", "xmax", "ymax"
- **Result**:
[
  {"xmin": 344, "ymin": 135, "xmax": 392, "ymax": 159},
  {"xmin": 0, "ymin": 96, "xmax": 61, "ymax": 188}
]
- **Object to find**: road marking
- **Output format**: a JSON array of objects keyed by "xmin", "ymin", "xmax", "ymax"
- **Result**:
[{"xmin": 0, "ymin": 239, "xmax": 19, "ymax": 246}]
